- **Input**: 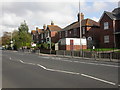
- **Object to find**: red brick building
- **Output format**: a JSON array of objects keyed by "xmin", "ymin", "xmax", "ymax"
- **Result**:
[
  {"xmin": 58, "ymin": 13, "xmax": 100, "ymax": 50},
  {"xmin": 45, "ymin": 21, "xmax": 62, "ymax": 43},
  {"xmin": 31, "ymin": 21, "xmax": 62, "ymax": 44},
  {"xmin": 98, "ymin": 7, "xmax": 120, "ymax": 48}
]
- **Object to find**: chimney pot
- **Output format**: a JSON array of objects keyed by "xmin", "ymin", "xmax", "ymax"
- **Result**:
[
  {"xmin": 36, "ymin": 27, "xmax": 39, "ymax": 30},
  {"xmin": 51, "ymin": 21, "xmax": 54, "ymax": 25},
  {"xmin": 78, "ymin": 13, "xmax": 84, "ymax": 22},
  {"xmin": 43, "ymin": 24, "xmax": 46, "ymax": 30}
]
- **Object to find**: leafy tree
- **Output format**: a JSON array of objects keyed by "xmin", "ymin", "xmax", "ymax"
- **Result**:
[
  {"xmin": 41, "ymin": 42, "xmax": 55, "ymax": 50},
  {"xmin": 13, "ymin": 21, "xmax": 32, "ymax": 50},
  {"xmin": 18, "ymin": 20, "xmax": 29, "ymax": 33},
  {"xmin": 1, "ymin": 32, "xmax": 11, "ymax": 46}
]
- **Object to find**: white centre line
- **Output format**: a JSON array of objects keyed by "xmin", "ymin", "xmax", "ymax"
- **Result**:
[
  {"xmin": 19, "ymin": 60, "xmax": 35, "ymax": 65},
  {"xmin": 37, "ymin": 64, "xmax": 79, "ymax": 75},
  {"xmin": 12, "ymin": 59, "xmax": 120, "ymax": 87},
  {"xmin": 37, "ymin": 64, "xmax": 47, "ymax": 69},
  {"xmin": 19, "ymin": 60, "xmax": 24, "ymax": 63},
  {"xmin": 81, "ymin": 73, "xmax": 116, "ymax": 86}
]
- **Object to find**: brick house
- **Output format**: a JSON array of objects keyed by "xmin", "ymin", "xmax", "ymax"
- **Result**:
[
  {"xmin": 31, "ymin": 27, "xmax": 45, "ymax": 44},
  {"xmin": 45, "ymin": 21, "xmax": 62, "ymax": 43},
  {"xmin": 31, "ymin": 30, "xmax": 37, "ymax": 43},
  {"xmin": 98, "ymin": 7, "xmax": 120, "ymax": 48},
  {"xmin": 58, "ymin": 13, "xmax": 99, "ymax": 50},
  {"xmin": 31, "ymin": 21, "xmax": 62, "ymax": 45}
]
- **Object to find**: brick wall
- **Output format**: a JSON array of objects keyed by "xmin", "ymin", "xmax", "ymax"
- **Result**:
[
  {"xmin": 51, "ymin": 31, "xmax": 59, "ymax": 43},
  {"xmin": 99, "ymin": 13, "xmax": 114, "ymax": 48},
  {"xmin": 59, "ymin": 45, "xmax": 87, "ymax": 50}
]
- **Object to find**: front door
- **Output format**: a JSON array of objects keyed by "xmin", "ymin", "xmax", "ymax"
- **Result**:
[{"xmin": 70, "ymin": 40, "xmax": 74, "ymax": 50}]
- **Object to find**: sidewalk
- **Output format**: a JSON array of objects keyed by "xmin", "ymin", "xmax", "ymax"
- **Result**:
[
  {"xmin": 15, "ymin": 50, "xmax": 119, "ymax": 63},
  {"xmin": 37, "ymin": 53, "xmax": 120, "ymax": 63}
]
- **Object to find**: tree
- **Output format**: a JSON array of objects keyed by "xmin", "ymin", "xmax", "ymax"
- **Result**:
[
  {"xmin": 13, "ymin": 21, "xmax": 32, "ymax": 50},
  {"xmin": 18, "ymin": 20, "xmax": 29, "ymax": 33},
  {"xmin": 1, "ymin": 32, "xmax": 11, "ymax": 46}
]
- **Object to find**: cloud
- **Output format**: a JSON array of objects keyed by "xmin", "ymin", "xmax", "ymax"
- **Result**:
[
  {"xmin": 91, "ymin": 17, "xmax": 99, "ymax": 22},
  {"xmin": 2, "ymin": 13, "xmax": 23, "ymax": 27},
  {"xmin": 0, "ymin": 1, "xmax": 118, "ymax": 37}
]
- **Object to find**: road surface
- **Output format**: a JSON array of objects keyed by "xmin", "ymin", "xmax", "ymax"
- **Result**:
[{"xmin": 2, "ymin": 50, "xmax": 120, "ymax": 88}]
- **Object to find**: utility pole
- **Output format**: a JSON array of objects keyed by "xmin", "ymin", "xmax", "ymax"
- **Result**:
[
  {"xmin": 113, "ymin": 19, "xmax": 116, "ymax": 52},
  {"xmin": 79, "ymin": 0, "xmax": 82, "ymax": 56}
]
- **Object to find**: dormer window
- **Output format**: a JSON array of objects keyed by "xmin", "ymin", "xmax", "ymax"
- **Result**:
[{"xmin": 104, "ymin": 22, "xmax": 109, "ymax": 30}]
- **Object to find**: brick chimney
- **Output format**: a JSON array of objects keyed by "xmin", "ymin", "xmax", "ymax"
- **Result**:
[
  {"xmin": 78, "ymin": 13, "xmax": 84, "ymax": 22},
  {"xmin": 51, "ymin": 21, "xmax": 54, "ymax": 25},
  {"xmin": 36, "ymin": 27, "xmax": 39, "ymax": 30},
  {"xmin": 43, "ymin": 24, "xmax": 46, "ymax": 30}
]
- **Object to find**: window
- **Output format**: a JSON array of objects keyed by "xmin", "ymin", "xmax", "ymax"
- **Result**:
[
  {"xmin": 104, "ymin": 35, "xmax": 109, "ymax": 43},
  {"xmin": 74, "ymin": 29, "xmax": 77, "ymax": 36},
  {"xmin": 65, "ymin": 31, "xmax": 68, "ymax": 37},
  {"xmin": 36, "ymin": 35, "xmax": 38, "ymax": 39},
  {"xmin": 82, "ymin": 27, "xmax": 85, "ymax": 34},
  {"xmin": 41, "ymin": 34, "xmax": 43, "ymax": 39},
  {"xmin": 59, "ymin": 32, "xmax": 61, "ymax": 38},
  {"xmin": 104, "ymin": 22, "xmax": 109, "ymax": 30},
  {"xmin": 46, "ymin": 32, "xmax": 49, "ymax": 37},
  {"xmin": 46, "ymin": 37, "xmax": 49, "ymax": 42}
]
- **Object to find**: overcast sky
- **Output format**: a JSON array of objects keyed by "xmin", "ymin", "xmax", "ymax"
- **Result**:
[{"xmin": 0, "ymin": 0, "xmax": 119, "ymax": 37}]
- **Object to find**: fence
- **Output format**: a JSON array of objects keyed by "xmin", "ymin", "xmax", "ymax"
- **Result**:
[
  {"xmin": 19, "ymin": 49, "xmax": 120, "ymax": 62},
  {"xmin": 56, "ymin": 50, "xmax": 120, "ymax": 61},
  {"xmin": 19, "ymin": 49, "xmax": 56, "ymax": 54}
]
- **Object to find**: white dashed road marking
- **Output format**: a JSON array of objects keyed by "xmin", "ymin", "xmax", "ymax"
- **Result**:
[
  {"xmin": 81, "ymin": 74, "xmax": 116, "ymax": 86},
  {"xmin": 8, "ymin": 57, "xmax": 120, "ymax": 87}
]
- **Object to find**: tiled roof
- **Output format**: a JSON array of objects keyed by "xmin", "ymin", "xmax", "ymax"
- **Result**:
[
  {"xmin": 31, "ymin": 30, "xmax": 36, "ymax": 34},
  {"xmin": 105, "ymin": 7, "xmax": 120, "ymax": 20},
  {"xmin": 37, "ymin": 29, "xmax": 44, "ymax": 33},
  {"xmin": 47, "ymin": 25, "xmax": 62, "ymax": 31},
  {"xmin": 63, "ymin": 19, "xmax": 99, "ymax": 31},
  {"xmin": 112, "ymin": 7, "xmax": 120, "ymax": 15}
]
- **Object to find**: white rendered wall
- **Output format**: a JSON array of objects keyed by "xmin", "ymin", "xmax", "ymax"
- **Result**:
[{"xmin": 60, "ymin": 38, "xmax": 87, "ymax": 45}]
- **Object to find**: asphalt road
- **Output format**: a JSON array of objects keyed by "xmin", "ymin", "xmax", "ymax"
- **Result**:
[{"xmin": 2, "ymin": 50, "xmax": 120, "ymax": 88}]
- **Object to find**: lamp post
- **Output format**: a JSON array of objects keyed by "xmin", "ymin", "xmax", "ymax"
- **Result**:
[
  {"xmin": 113, "ymin": 19, "xmax": 116, "ymax": 52},
  {"xmin": 79, "ymin": 0, "xmax": 82, "ymax": 56}
]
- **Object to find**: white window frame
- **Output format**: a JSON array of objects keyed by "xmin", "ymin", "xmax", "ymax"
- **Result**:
[
  {"xmin": 104, "ymin": 22, "xmax": 109, "ymax": 30},
  {"xmin": 104, "ymin": 35, "xmax": 109, "ymax": 43}
]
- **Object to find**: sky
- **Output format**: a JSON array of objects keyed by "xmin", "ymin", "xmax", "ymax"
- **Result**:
[{"xmin": 0, "ymin": 0, "xmax": 119, "ymax": 37}]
